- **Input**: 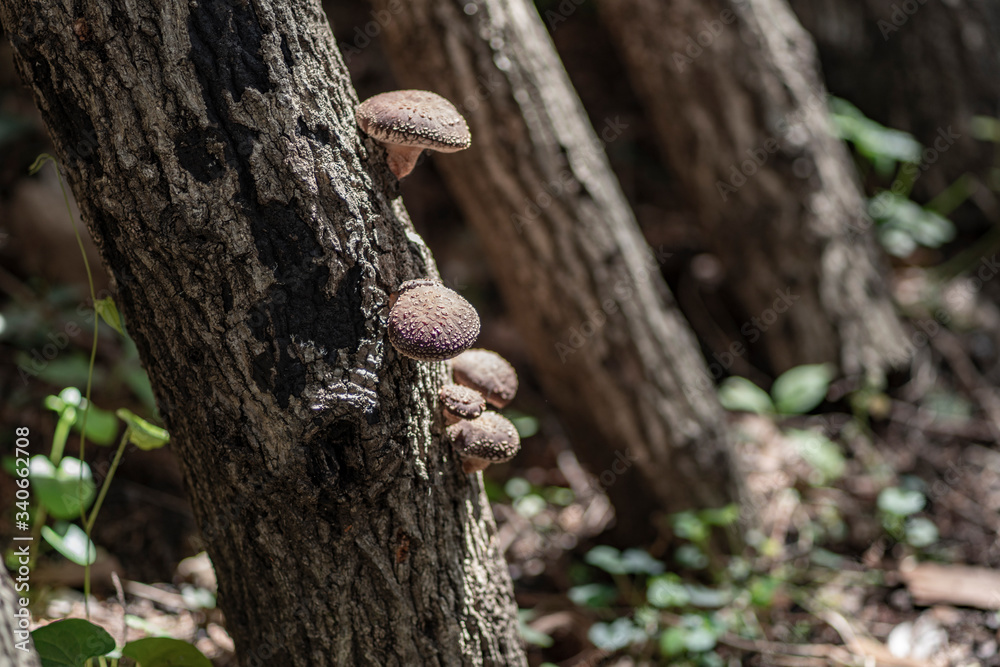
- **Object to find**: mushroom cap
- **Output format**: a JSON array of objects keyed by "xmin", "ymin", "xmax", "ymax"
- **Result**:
[
  {"xmin": 440, "ymin": 384, "xmax": 485, "ymax": 423},
  {"xmin": 356, "ymin": 90, "xmax": 471, "ymax": 153},
  {"xmin": 388, "ymin": 279, "xmax": 480, "ymax": 361},
  {"xmin": 446, "ymin": 411, "xmax": 521, "ymax": 472},
  {"xmin": 451, "ymin": 349, "xmax": 518, "ymax": 408}
]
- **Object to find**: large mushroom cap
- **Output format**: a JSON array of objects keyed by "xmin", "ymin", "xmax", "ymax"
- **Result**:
[
  {"xmin": 440, "ymin": 384, "xmax": 486, "ymax": 424},
  {"xmin": 451, "ymin": 349, "xmax": 518, "ymax": 408},
  {"xmin": 446, "ymin": 411, "xmax": 521, "ymax": 473},
  {"xmin": 388, "ymin": 280, "xmax": 480, "ymax": 362},
  {"xmin": 356, "ymin": 90, "xmax": 471, "ymax": 152}
]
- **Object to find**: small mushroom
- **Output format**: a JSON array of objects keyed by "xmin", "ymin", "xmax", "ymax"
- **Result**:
[
  {"xmin": 446, "ymin": 411, "xmax": 521, "ymax": 473},
  {"xmin": 451, "ymin": 349, "xmax": 518, "ymax": 408},
  {"xmin": 387, "ymin": 279, "xmax": 480, "ymax": 361},
  {"xmin": 440, "ymin": 384, "xmax": 485, "ymax": 425},
  {"xmin": 355, "ymin": 90, "xmax": 471, "ymax": 179}
]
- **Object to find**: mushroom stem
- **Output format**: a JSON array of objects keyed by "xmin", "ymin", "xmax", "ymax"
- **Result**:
[
  {"xmin": 462, "ymin": 458, "xmax": 490, "ymax": 474},
  {"xmin": 384, "ymin": 144, "xmax": 424, "ymax": 179}
]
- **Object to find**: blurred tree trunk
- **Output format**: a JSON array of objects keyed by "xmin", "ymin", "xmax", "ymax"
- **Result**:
[
  {"xmin": 788, "ymin": 0, "xmax": 1000, "ymax": 202},
  {"xmin": 368, "ymin": 0, "xmax": 746, "ymax": 540},
  {"xmin": 0, "ymin": 568, "xmax": 40, "ymax": 667},
  {"xmin": 597, "ymin": 0, "xmax": 909, "ymax": 379},
  {"xmin": 0, "ymin": 1, "xmax": 526, "ymax": 665}
]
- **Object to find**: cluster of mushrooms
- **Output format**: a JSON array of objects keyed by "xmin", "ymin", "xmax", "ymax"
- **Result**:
[
  {"xmin": 386, "ymin": 280, "xmax": 521, "ymax": 474},
  {"xmin": 356, "ymin": 92, "xmax": 521, "ymax": 474}
]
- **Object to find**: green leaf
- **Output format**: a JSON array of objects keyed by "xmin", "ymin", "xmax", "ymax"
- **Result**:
[
  {"xmin": 94, "ymin": 297, "xmax": 125, "ymax": 335},
  {"xmin": 71, "ymin": 403, "xmax": 119, "ymax": 446},
  {"xmin": 683, "ymin": 625, "xmax": 717, "ymax": 653},
  {"xmin": 870, "ymin": 192, "xmax": 956, "ymax": 257},
  {"xmin": 877, "ymin": 487, "xmax": 926, "ymax": 517},
  {"xmin": 584, "ymin": 545, "xmax": 664, "ymax": 575},
  {"xmin": 543, "ymin": 486, "xmax": 574, "ymax": 506},
  {"xmin": 512, "ymin": 494, "xmax": 546, "ymax": 519},
  {"xmin": 647, "ymin": 574, "xmax": 691, "ymax": 608},
  {"xmin": 971, "ymin": 115, "xmax": 1000, "ymax": 143},
  {"xmin": 674, "ymin": 544, "xmax": 708, "ymax": 570},
  {"xmin": 619, "ymin": 548, "xmax": 666, "ymax": 575},
  {"xmin": 504, "ymin": 410, "xmax": 539, "ymax": 439},
  {"xmin": 588, "ymin": 618, "xmax": 645, "ymax": 651},
  {"xmin": 41, "ymin": 523, "xmax": 96, "ymax": 565},
  {"xmin": 718, "ymin": 377, "xmax": 774, "ymax": 415},
  {"xmin": 659, "ymin": 626, "xmax": 688, "ymax": 657},
  {"xmin": 678, "ymin": 614, "xmax": 720, "ymax": 653},
  {"xmin": 20, "ymin": 353, "xmax": 98, "ymax": 389},
  {"xmin": 786, "ymin": 429, "xmax": 846, "ymax": 484},
  {"xmin": 830, "ymin": 98, "xmax": 922, "ymax": 166},
  {"xmin": 503, "ymin": 477, "xmax": 532, "ymax": 499},
  {"xmin": 585, "ymin": 545, "xmax": 627, "ymax": 575},
  {"xmin": 905, "ymin": 517, "xmax": 939, "ymax": 547},
  {"xmin": 568, "ymin": 583, "xmax": 618, "ymax": 608},
  {"xmin": 749, "ymin": 576, "xmax": 782, "ymax": 608},
  {"xmin": 30, "ymin": 455, "xmax": 96, "ymax": 519},
  {"xmin": 684, "ymin": 585, "xmax": 732, "ymax": 608},
  {"xmin": 116, "ymin": 409, "xmax": 170, "ymax": 450},
  {"xmin": 698, "ymin": 504, "xmax": 740, "ymax": 527},
  {"xmin": 121, "ymin": 638, "xmax": 212, "ymax": 667},
  {"xmin": 517, "ymin": 611, "xmax": 554, "ymax": 648},
  {"xmin": 179, "ymin": 585, "xmax": 216, "ymax": 610},
  {"xmin": 670, "ymin": 511, "xmax": 709, "ymax": 544},
  {"xmin": 771, "ymin": 364, "xmax": 834, "ymax": 415},
  {"xmin": 32, "ymin": 618, "xmax": 115, "ymax": 667}
]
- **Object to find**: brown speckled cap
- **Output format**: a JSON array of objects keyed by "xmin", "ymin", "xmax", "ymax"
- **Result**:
[
  {"xmin": 440, "ymin": 384, "xmax": 485, "ymax": 425},
  {"xmin": 387, "ymin": 280, "xmax": 480, "ymax": 362},
  {"xmin": 446, "ymin": 411, "xmax": 521, "ymax": 473},
  {"xmin": 356, "ymin": 90, "xmax": 471, "ymax": 178},
  {"xmin": 451, "ymin": 349, "xmax": 518, "ymax": 409}
]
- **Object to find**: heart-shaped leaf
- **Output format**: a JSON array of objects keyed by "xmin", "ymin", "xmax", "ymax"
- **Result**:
[
  {"xmin": 116, "ymin": 409, "xmax": 170, "ymax": 450},
  {"xmin": 30, "ymin": 455, "xmax": 95, "ymax": 519},
  {"xmin": 878, "ymin": 487, "xmax": 926, "ymax": 517},
  {"xmin": 42, "ymin": 523, "xmax": 96, "ymax": 565},
  {"xmin": 771, "ymin": 364, "xmax": 834, "ymax": 415},
  {"xmin": 32, "ymin": 618, "xmax": 114, "ymax": 667},
  {"xmin": 94, "ymin": 297, "xmax": 125, "ymax": 336},
  {"xmin": 718, "ymin": 377, "xmax": 774, "ymax": 415},
  {"xmin": 121, "ymin": 637, "xmax": 212, "ymax": 667}
]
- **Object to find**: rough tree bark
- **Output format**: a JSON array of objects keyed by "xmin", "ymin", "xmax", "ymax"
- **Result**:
[
  {"xmin": 0, "ymin": 1, "xmax": 527, "ymax": 665},
  {"xmin": 0, "ymin": 568, "xmax": 40, "ymax": 667},
  {"xmin": 788, "ymin": 0, "xmax": 1000, "ymax": 201},
  {"xmin": 366, "ymin": 0, "xmax": 745, "ymax": 538},
  {"xmin": 597, "ymin": 0, "xmax": 909, "ymax": 379}
]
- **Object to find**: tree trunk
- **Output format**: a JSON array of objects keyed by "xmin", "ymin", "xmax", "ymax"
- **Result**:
[
  {"xmin": 788, "ymin": 0, "xmax": 1000, "ymax": 202},
  {"xmin": 0, "ymin": 567, "xmax": 40, "ymax": 667},
  {"xmin": 597, "ymin": 0, "xmax": 909, "ymax": 380},
  {"xmin": 367, "ymin": 0, "xmax": 745, "ymax": 540},
  {"xmin": 0, "ymin": 1, "xmax": 526, "ymax": 664}
]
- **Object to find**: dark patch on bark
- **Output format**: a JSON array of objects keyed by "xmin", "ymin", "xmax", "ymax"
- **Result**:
[
  {"xmin": 326, "ymin": 262, "xmax": 365, "ymax": 350},
  {"xmin": 297, "ymin": 118, "xmax": 333, "ymax": 146},
  {"xmin": 249, "ymin": 203, "xmax": 319, "ymax": 270},
  {"xmin": 175, "ymin": 126, "xmax": 229, "ymax": 183},
  {"xmin": 280, "ymin": 33, "xmax": 294, "ymax": 69},
  {"xmin": 242, "ymin": 200, "xmax": 365, "ymax": 404},
  {"xmin": 222, "ymin": 280, "xmax": 233, "ymax": 311},
  {"xmin": 16, "ymin": 43, "xmax": 104, "ymax": 180},
  {"xmin": 312, "ymin": 419, "xmax": 367, "ymax": 498},
  {"xmin": 187, "ymin": 0, "xmax": 272, "ymax": 105}
]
